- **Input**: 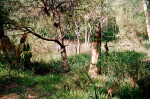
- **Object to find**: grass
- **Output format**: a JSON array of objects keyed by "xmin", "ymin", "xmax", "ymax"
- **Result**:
[{"xmin": 0, "ymin": 51, "xmax": 150, "ymax": 99}]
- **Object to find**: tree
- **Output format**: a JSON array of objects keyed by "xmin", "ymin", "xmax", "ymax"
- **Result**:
[
  {"xmin": 110, "ymin": 0, "xmax": 146, "ymax": 50},
  {"xmin": 0, "ymin": 0, "xmax": 16, "ymax": 56},
  {"xmin": 74, "ymin": 21, "xmax": 81, "ymax": 54},
  {"xmin": 143, "ymin": 0, "xmax": 150, "ymax": 40},
  {"xmin": 89, "ymin": 23, "xmax": 102, "ymax": 77},
  {"xmin": 87, "ymin": 0, "xmax": 107, "ymax": 77},
  {"xmin": 84, "ymin": 14, "xmax": 89, "ymax": 46},
  {"xmin": 0, "ymin": 0, "xmax": 29, "ymax": 69},
  {"xmin": 10, "ymin": 0, "xmax": 81, "ymax": 73}
]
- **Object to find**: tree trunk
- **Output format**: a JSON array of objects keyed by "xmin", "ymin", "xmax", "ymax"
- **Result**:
[
  {"xmin": 89, "ymin": 23, "xmax": 102, "ymax": 77},
  {"xmin": 85, "ymin": 20, "xmax": 88, "ymax": 46},
  {"xmin": 104, "ymin": 41, "xmax": 109, "ymax": 62},
  {"xmin": 51, "ymin": 0, "xmax": 70, "ymax": 73},
  {"xmin": 143, "ymin": 0, "xmax": 150, "ymax": 40},
  {"xmin": 75, "ymin": 22, "xmax": 80, "ymax": 54},
  {"xmin": 88, "ymin": 23, "xmax": 92, "ymax": 46},
  {"xmin": 55, "ymin": 14, "xmax": 70, "ymax": 73},
  {"xmin": 105, "ymin": 17, "xmax": 109, "ymax": 62},
  {"xmin": 105, "ymin": 16, "xmax": 108, "ymax": 32},
  {"xmin": 60, "ymin": 46, "xmax": 70, "ymax": 72},
  {"xmin": 77, "ymin": 35, "xmax": 80, "ymax": 54}
]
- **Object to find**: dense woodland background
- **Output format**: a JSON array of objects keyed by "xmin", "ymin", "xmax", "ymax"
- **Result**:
[{"xmin": 0, "ymin": 0, "xmax": 150, "ymax": 98}]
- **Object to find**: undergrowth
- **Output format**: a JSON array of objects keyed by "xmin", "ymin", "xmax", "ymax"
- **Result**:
[{"xmin": 0, "ymin": 51, "xmax": 150, "ymax": 99}]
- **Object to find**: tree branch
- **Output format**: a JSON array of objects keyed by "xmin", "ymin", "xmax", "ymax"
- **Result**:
[
  {"xmin": 7, "ymin": 22, "xmax": 65, "ymax": 48},
  {"xmin": 40, "ymin": 0, "xmax": 50, "ymax": 16},
  {"xmin": 24, "ymin": 27, "xmax": 65, "ymax": 47}
]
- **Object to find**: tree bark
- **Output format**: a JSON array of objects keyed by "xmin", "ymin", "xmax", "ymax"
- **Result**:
[
  {"xmin": 89, "ymin": 23, "xmax": 102, "ymax": 77},
  {"xmin": 88, "ymin": 23, "xmax": 92, "ymax": 46},
  {"xmin": 105, "ymin": 16, "xmax": 108, "ymax": 32},
  {"xmin": 105, "ymin": 16, "xmax": 109, "ymax": 62},
  {"xmin": 77, "ymin": 34, "xmax": 80, "ymax": 54},
  {"xmin": 143, "ymin": 0, "xmax": 150, "ymax": 40},
  {"xmin": 104, "ymin": 41, "xmax": 109, "ymax": 62},
  {"xmin": 51, "ymin": 0, "xmax": 70, "ymax": 73},
  {"xmin": 85, "ymin": 20, "xmax": 88, "ymax": 46},
  {"xmin": 75, "ymin": 22, "xmax": 80, "ymax": 54},
  {"xmin": 57, "ymin": 22, "xmax": 70, "ymax": 73},
  {"xmin": 55, "ymin": 11, "xmax": 70, "ymax": 73},
  {"xmin": 60, "ymin": 46, "xmax": 70, "ymax": 72}
]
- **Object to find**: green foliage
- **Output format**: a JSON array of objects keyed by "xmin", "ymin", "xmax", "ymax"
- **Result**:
[
  {"xmin": 0, "ymin": 0, "xmax": 9, "ymax": 23},
  {"xmin": 20, "ymin": 16, "xmax": 32, "ymax": 26},
  {"xmin": 102, "ymin": 31, "xmax": 117, "ymax": 42},
  {"xmin": 90, "ymin": 30, "xmax": 118, "ymax": 43},
  {"xmin": 0, "ymin": 49, "xmax": 19, "ymax": 70},
  {"xmin": 85, "ymin": 73, "xmax": 99, "ymax": 99},
  {"xmin": 99, "ymin": 51, "xmax": 145, "ymax": 77},
  {"xmin": 0, "ymin": 0, "xmax": 150, "ymax": 98},
  {"xmin": 22, "ymin": 43, "xmax": 32, "ymax": 69},
  {"xmin": 139, "ymin": 34, "xmax": 149, "ymax": 40},
  {"xmin": 63, "ymin": 33, "xmax": 77, "ymax": 40},
  {"xmin": 111, "ymin": 0, "xmax": 147, "ymax": 36},
  {"xmin": 68, "ymin": 53, "xmax": 91, "ymax": 70},
  {"xmin": 119, "ymin": 83, "xmax": 143, "ymax": 99},
  {"xmin": 23, "ymin": 43, "xmax": 30, "ymax": 51}
]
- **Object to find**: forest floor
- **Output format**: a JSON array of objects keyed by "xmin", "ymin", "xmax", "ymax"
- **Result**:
[{"xmin": 0, "ymin": 39, "xmax": 150, "ymax": 99}]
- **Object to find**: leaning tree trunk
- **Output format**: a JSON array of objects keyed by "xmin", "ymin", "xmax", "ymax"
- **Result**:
[
  {"xmin": 143, "ymin": 0, "xmax": 150, "ymax": 40},
  {"xmin": 89, "ymin": 23, "xmax": 102, "ymax": 77},
  {"xmin": 55, "ymin": 14, "xmax": 70, "ymax": 73}
]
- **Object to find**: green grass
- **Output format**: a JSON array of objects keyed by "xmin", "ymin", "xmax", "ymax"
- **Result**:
[
  {"xmin": 0, "ymin": 52, "xmax": 150, "ymax": 99},
  {"xmin": 100, "ymin": 51, "xmax": 146, "ymax": 76}
]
